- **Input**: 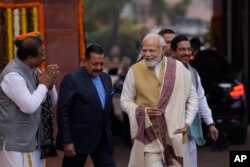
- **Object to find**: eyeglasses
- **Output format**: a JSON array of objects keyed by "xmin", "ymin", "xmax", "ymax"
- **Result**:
[{"xmin": 177, "ymin": 47, "xmax": 193, "ymax": 52}]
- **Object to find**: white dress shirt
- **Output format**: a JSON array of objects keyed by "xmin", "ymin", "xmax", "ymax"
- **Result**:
[
  {"xmin": 196, "ymin": 73, "xmax": 214, "ymax": 125},
  {"xmin": 0, "ymin": 72, "xmax": 57, "ymax": 114}
]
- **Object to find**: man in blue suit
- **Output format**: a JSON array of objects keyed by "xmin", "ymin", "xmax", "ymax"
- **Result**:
[{"xmin": 56, "ymin": 44, "xmax": 116, "ymax": 167}]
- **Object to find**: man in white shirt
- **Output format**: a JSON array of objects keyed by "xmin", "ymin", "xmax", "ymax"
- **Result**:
[
  {"xmin": 0, "ymin": 32, "xmax": 59, "ymax": 167},
  {"xmin": 120, "ymin": 33, "xmax": 198, "ymax": 167},
  {"xmin": 171, "ymin": 35, "xmax": 219, "ymax": 167}
]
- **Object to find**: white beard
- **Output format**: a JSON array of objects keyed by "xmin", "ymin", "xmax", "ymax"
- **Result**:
[{"xmin": 145, "ymin": 50, "xmax": 163, "ymax": 67}]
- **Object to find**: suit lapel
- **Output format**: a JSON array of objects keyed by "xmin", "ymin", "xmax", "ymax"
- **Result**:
[{"xmin": 81, "ymin": 67, "xmax": 103, "ymax": 110}]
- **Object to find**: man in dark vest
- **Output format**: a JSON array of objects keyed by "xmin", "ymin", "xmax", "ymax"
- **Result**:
[{"xmin": 0, "ymin": 32, "xmax": 59, "ymax": 167}]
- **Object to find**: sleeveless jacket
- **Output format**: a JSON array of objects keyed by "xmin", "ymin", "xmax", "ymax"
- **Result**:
[{"xmin": 0, "ymin": 57, "xmax": 41, "ymax": 152}]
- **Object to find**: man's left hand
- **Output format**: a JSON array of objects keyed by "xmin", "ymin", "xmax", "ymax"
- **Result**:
[{"xmin": 209, "ymin": 125, "xmax": 219, "ymax": 141}]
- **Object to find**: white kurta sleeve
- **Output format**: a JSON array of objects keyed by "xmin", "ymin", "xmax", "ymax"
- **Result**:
[
  {"xmin": 1, "ymin": 72, "xmax": 48, "ymax": 114},
  {"xmin": 120, "ymin": 68, "xmax": 138, "ymax": 115},
  {"xmin": 197, "ymin": 74, "xmax": 214, "ymax": 125},
  {"xmin": 120, "ymin": 68, "xmax": 142, "ymax": 139},
  {"xmin": 185, "ymin": 83, "xmax": 199, "ymax": 126}
]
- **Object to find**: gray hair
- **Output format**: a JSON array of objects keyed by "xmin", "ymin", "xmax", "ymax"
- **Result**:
[{"xmin": 142, "ymin": 33, "xmax": 166, "ymax": 47}]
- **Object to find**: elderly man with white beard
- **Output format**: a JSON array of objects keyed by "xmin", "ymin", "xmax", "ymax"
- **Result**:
[{"xmin": 120, "ymin": 33, "xmax": 198, "ymax": 167}]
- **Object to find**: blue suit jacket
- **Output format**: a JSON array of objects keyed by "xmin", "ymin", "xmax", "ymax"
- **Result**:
[{"xmin": 56, "ymin": 67, "xmax": 114, "ymax": 154}]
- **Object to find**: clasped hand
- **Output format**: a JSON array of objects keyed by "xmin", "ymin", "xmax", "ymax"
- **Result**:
[
  {"xmin": 146, "ymin": 107, "xmax": 189, "ymax": 134},
  {"xmin": 37, "ymin": 64, "xmax": 60, "ymax": 89}
]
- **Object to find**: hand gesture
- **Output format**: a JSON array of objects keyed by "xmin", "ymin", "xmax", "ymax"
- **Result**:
[
  {"xmin": 63, "ymin": 143, "xmax": 76, "ymax": 157},
  {"xmin": 174, "ymin": 123, "xmax": 190, "ymax": 134},
  {"xmin": 37, "ymin": 64, "xmax": 59, "ymax": 89},
  {"xmin": 209, "ymin": 125, "xmax": 219, "ymax": 142},
  {"xmin": 146, "ymin": 107, "xmax": 162, "ymax": 118}
]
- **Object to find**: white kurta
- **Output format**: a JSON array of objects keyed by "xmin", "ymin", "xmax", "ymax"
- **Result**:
[
  {"xmin": 189, "ymin": 73, "xmax": 214, "ymax": 167},
  {"xmin": 196, "ymin": 74, "xmax": 214, "ymax": 126},
  {"xmin": 120, "ymin": 57, "xmax": 198, "ymax": 167}
]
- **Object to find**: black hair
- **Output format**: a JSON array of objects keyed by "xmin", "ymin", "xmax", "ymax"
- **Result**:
[
  {"xmin": 85, "ymin": 44, "xmax": 104, "ymax": 60},
  {"xmin": 171, "ymin": 35, "xmax": 189, "ymax": 51},
  {"xmin": 158, "ymin": 28, "xmax": 175, "ymax": 36},
  {"xmin": 190, "ymin": 37, "xmax": 202, "ymax": 49},
  {"xmin": 16, "ymin": 37, "xmax": 43, "ymax": 60}
]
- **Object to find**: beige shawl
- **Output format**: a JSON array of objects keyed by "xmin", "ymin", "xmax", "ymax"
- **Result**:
[{"xmin": 127, "ymin": 58, "xmax": 194, "ymax": 167}]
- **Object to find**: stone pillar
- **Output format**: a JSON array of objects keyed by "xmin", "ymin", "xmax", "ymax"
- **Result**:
[
  {"xmin": 4, "ymin": 0, "xmax": 80, "ymax": 87},
  {"xmin": 43, "ymin": 0, "xmax": 80, "ymax": 88}
]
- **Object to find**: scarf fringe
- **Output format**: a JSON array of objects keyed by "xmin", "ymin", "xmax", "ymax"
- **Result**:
[
  {"xmin": 40, "ymin": 93, "xmax": 57, "ymax": 159},
  {"xmin": 194, "ymin": 138, "xmax": 206, "ymax": 146},
  {"xmin": 40, "ymin": 144, "xmax": 58, "ymax": 159},
  {"xmin": 187, "ymin": 64, "xmax": 205, "ymax": 147}
]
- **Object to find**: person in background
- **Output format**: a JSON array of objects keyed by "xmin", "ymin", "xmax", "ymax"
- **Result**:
[
  {"xmin": 120, "ymin": 33, "xmax": 198, "ymax": 167},
  {"xmin": 56, "ymin": 44, "xmax": 116, "ymax": 167},
  {"xmin": 0, "ymin": 31, "xmax": 59, "ymax": 167},
  {"xmin": 189, "ymin": 37, "xmax": 233, "ymax": 92},
  {"xmin": 190, "ymin": 37, "xmax": 202, "ymax": 57},
  {"xmin": 171, "ymin": 35, "xmax": 219, "ymax": 167},
  {"xmin": 158, "ymin": 28, "xmax": 176, "ymax": 57}
]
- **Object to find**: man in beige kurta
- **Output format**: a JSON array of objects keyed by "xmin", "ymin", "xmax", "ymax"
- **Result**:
[{"xmin": 120, "ymin": 33, "xmax": 198, "ymax": 167}]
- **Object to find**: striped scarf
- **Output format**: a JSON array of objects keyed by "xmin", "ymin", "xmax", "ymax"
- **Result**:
[
  {"xmin": 133, "ymin": 59, "xmax": 183, "ymax": 166},
  {"xmin": 40, "ymin": 93, "xmax": 57, "ymax": 159}
]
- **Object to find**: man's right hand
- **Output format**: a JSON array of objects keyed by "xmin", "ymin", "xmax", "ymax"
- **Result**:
[
  {"xmin": 63, "ymin": 143, "xmax": 76, "ymax": 157},
  {"xmin": 146, "ymin": 107, "xmax": 162, "ymax": 118}
]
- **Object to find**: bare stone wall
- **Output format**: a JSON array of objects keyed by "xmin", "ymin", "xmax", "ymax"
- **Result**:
[{"xmin": 43, "ymin": 0, "xmax": 80, "ymax": 88}]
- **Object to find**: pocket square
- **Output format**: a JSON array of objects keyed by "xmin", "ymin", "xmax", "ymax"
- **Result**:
[{"xmin": 110, "ymin": 89, "xmax": 115, "ymax": 96}]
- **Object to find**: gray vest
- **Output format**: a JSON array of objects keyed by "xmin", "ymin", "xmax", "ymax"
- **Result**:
[{"xmin": 0, "ymin": 57, "xmax": 42, "ymax": 152}]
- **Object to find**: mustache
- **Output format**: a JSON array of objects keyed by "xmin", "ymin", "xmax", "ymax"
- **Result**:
[
  {"xmin": 93, "ymin": 69, "xmax": 103, "ymax": 73},
  {"xmin": 181, "ymin": 54, "xmax": 190, "ymax": 57}
]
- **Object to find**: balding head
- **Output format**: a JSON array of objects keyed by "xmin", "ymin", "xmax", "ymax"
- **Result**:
[
  {"xmin": 15, "ymin": 36, "xmax": 45, "ymax": 69},
  {"xmin": 142, "ymin": 33, "xmax": 166, "ymax": 48},
  {"xmin": 16, "ymin": 37, "xmax": 43, "ymax": 61}
]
